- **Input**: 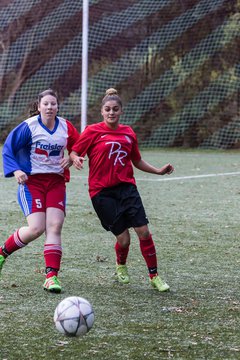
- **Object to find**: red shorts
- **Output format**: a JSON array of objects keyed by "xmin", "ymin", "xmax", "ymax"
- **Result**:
[{"xmin": 17, "ymin": 174, "xmax": 66, "ymax": 216}]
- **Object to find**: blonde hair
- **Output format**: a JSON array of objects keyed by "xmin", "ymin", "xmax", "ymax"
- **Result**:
[{"xmin": 101, "ymin": 88, "xmax": 122, "ymax": 108}]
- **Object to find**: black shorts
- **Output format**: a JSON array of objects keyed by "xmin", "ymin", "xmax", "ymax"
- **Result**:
[{"xmin": 91, "ymin": 183, "xmax": 149, "ymax": 236}]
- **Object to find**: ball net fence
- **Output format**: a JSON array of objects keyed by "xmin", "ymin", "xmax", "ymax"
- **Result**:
[{"xmin": 0, "ymin": 0, "xmax": 239, "ymax": 148}]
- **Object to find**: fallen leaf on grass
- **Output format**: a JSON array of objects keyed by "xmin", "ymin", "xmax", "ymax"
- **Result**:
[
  {"xmin": 56, "ymin": 340, "xmax": 70, "ymax": 346},
  {"xmin": 96, "ymin": 255, "xmax": 108, "ymax": 262},
  {"xmin": 162, "ymin": 306, "xmax": 186, "ymax": 313},
  {"xmin": 228, "ymin": 306, "xmax": 240, "ymax": 311},
  {"xmin": 34, "ymin": 267, "xmax": 44, "ymax": 274},
  {"xmin": 203, "ymin": 336, "xmax": 213, "ymax": 342}
]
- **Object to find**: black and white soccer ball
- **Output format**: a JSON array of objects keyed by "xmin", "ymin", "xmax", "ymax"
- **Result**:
[{"xmin": 54, "ymin": 296, "xmax": 94, "ymax": 336}]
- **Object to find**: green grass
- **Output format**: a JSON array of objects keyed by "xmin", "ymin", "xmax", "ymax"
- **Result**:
[{"xmin": 0, "ymin": 148, "xmax": 240, "ymax": 360}]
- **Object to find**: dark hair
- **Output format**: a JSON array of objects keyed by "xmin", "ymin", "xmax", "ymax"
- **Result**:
[
  {"xmin": 29, "ymin": 88, "xmax": 59, "ymax": 116},
  {"xmin": 101, "ymin": 88, "xmax": 122, "ymax": 108}
]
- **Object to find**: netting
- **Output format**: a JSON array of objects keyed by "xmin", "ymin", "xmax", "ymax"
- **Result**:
[{"xmin": 0, "ymin": 0, "xmax": 239, "ymax": 148}]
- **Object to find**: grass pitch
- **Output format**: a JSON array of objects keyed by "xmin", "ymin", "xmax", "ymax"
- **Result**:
[{"xmin": 0, "ymin": 148, "xmax": 240, "ymax": 360}]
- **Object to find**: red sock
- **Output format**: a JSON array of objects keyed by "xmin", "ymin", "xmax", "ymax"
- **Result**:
[
  {"xmin": 115, "ymin": 242, "xmax": 129, "ymax": 265},
  {"xmin": 139, "ymin": 235, "xmax": 158, "ymax": 279},
  {"xmin": 44, "ymin": 244, "xmax": 62, "ymax": 278},
  {"xmin": 0, "ymin": 230, "xmax": 26, "ymax": 257}
]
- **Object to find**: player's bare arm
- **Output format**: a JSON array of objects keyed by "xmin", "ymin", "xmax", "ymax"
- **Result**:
[{"xmin": 132, "ymin": 159, "xmax": 174, "ymax": 175}]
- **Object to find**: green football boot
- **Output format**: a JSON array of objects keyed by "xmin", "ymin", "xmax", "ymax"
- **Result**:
[
  {"xmin": 116, "ymin": 264, "xmax": 130, "ymax": 284},
  {"xmin": 43, "ymin": 276, "xmax": 61, "ymax": 293},
  {"xmin": 0, "ymin": 255, "xmax": 5, "ymax": 276},
  {"xmin": 150, "ymin": 275, "xmax": 170, "ymax": 292}
]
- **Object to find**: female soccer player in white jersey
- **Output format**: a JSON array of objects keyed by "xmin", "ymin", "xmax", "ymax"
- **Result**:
[
  {"xmin": 70, "ymin": 88, "xmax": 174, "ymax": 292},
  {"xmin": 0, "ymin": 89, "xmax": 79, "ymax": 293}
]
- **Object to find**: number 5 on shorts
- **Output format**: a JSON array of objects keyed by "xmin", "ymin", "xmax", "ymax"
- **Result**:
[{"xmin": 35, "ymin": 199, "xmax": 42, "ymax": 208}]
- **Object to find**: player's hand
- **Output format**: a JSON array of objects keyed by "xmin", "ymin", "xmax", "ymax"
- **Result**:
[
  {"xmin": 72, "ymin": 156, "xmax": 85, "ymax": 170},
  {"xmin": 158, "ymin": 163, "xmax": 174, "ymax": 175},
  {"xmin": 60, "ymin": 156, "xmax": 73, "ymax": 169},
  {"xmin": 14, "ymin": 170, "xmax": 28, "ymax": 184}
]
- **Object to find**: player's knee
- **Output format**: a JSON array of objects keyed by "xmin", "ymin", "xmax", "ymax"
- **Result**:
[
  {"xmin": 139, "ymin": 231, "xmax": 150, "ymax": 240},
  {"xmin": 30, "ymin": 225, "xmax": 45, "ymax": 239},
  {"xmin": 135, "ymin": 226, "xmax": 150, "ymax": 240},
  {"xmin": 118, "ymin": 238, "xmax": 130, "ymax": 248},
  {"xmin": 116, "ymin": 232, "xmax": 130, "ymax": 248},
  {"xmin": 47, "ymin": 221, "xmax": 63, "ymax": 235}
]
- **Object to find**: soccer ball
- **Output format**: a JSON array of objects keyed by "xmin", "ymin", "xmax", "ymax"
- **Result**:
[{"xmin": 54, "ymin": 296, "xmax": 94, "ymax": 336}]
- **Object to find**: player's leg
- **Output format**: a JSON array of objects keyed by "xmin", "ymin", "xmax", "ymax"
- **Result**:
[
  {"xmin": 121, "ymin": 184, "xmax": 169, "ymax": 292},
  {"xmin": 0, "ymin": 213, "xmax": 45, "ymax": 250},
  {"xmin": 0, "ymin": 180, "xmax": 46, "ymax": 276},
  {"xmin": 115, "ymin": 229, "xmax": 130, "ymax": 284},
  {"xmin": 43, "ymin": 207, "xmax": 64, "ymax": 293},
  {"xmin": 134, "ymin": 224, "xmax": 169, "ymax": 292},
  {"xmin": 91, "ymin": 189, "xmax": 130, "ymax": 283},
  {"xmin": 134, "ymin": 224, "xmax": 158, "ymax": 277},
  {"xmin": 0, "ymin": 213, "xmax": 45, "ymax": 275},
  {"xmin": 43, "ymin": 175, "xmax": 65, "ymax": 293}
]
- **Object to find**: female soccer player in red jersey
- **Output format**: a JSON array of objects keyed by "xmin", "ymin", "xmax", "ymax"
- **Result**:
[
  {"xmin": 0, "ymin": 89, "xmax": 79, "ymax": 292},
  {"xmin": 70, "ymin": 88, "xmax": 174, "ymax": 292}
]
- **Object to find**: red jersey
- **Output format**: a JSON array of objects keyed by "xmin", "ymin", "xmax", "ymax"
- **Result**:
[{"xmin": 72, "ymin": 122, "xmax": 141, "ymax": 198}]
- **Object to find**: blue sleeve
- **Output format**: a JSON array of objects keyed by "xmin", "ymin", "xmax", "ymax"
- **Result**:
[{"xmin": 2, "ymin": 122, "xmax": 32, "ymax": 177}]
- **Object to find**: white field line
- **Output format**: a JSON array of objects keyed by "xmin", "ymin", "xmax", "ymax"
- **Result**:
[
  {"xmin": 1, "ymin": 171, "xmax": 239, "ymax": 182},
  {"xmin": 71, "ymin": 171, "xmax": 240, "ymax": 182},
  {"xmin": 136, "ymin": 171, "xmax": 240, "ymax": 182}
]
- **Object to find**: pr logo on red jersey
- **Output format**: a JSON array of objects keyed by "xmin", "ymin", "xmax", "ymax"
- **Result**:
[{"xmin": 106, "ymin": 141, "xmax": 127, "ymax": 166}]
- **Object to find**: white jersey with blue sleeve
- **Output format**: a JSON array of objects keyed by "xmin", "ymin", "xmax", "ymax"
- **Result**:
[{"xmin": 2, "ymin": 115, "xmax": 79, "ymax": 178}]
